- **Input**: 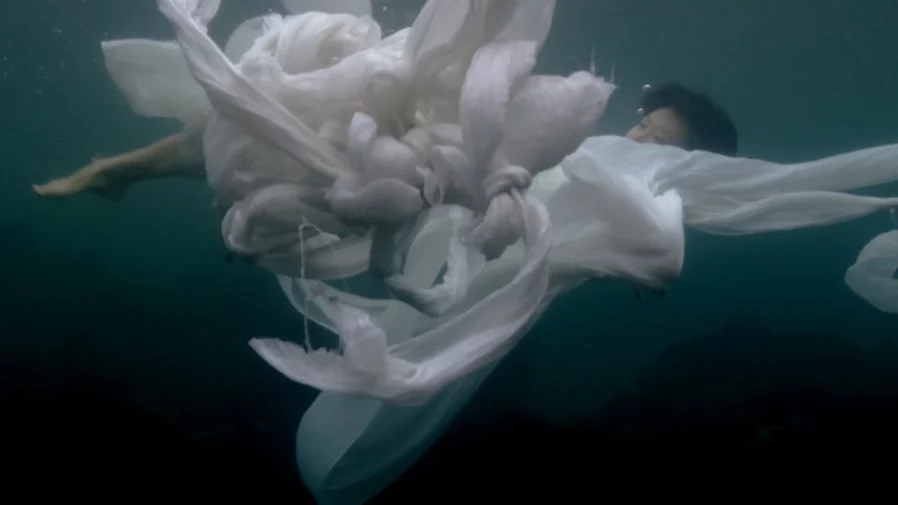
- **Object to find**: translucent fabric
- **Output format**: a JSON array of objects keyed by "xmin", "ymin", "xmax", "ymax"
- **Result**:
[
  {"xmin": 290, "ymin": 136, "xmax": 898, "ymax": 505},
  {"xmin": 101, "ymin": 38, "xmax": 211, "ymax": 124},
  {"xmin": 578, "ymin": 136, "xmax": 898, "ymax": 234},
  {"xmin": 569, "ymin": 136, "xmax": 898, "ymax": 312},
  {"xmin": 151, "ymin": 0, "xmax": 618, "ymax": 406},
  {"xmin": 101, "ymin": 3, "xmax": 390, "ymax": 279},
  {"xmin": 286, "ymin": 138, "xmax": 691, "ymax": 505},
  {"xmin": 846, "ymin": 230, "xmax": 898, "ymax": 313}
]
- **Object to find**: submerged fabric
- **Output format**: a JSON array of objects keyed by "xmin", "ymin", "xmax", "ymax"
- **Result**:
[
  {"xmin": 846, "ymin": 230, "xmax": 898, "ymax": 313},
  {"xmin": 102, "ymin": 1, "xmax": 676, "ymax": 502},
  {"xmin": 285, "ymin": 137, "xmax": 691, "ymax": 505},
  {"xmin": 152, "ymin": 0, "xmax": 628, "ymax": 407},
  {"xmin": 288, "ymin": 136, "xmax": 898, "ymax": 505}
]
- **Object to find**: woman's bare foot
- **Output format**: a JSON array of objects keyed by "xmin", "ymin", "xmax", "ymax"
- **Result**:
[
  {"xmin": 33, "ymin": 156, "xmax": 129, "ymax": 200},
  {"xmin": 33, "ymin": 133, "xmax": 201, "ymax": 201}
]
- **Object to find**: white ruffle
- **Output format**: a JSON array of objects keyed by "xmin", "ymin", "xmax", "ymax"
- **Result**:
[{"xmin": 151, "ymin": 0, "xmax": 616, "ymax": 403}]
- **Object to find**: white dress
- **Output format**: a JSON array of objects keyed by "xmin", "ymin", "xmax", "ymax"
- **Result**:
[
  {"xmin": 97, "ymin": 0, "xmax": 898, "ymax": 503},
  {"xmin": 145, "ymin": 0, "xmax": 623, "ymax": 407},
  {"xmin": 285, "ymin": 135, "xmax": 898, "ymax": 505}
]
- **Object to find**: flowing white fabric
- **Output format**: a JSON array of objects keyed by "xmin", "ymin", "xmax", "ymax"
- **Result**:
[
  {"xmin": 289, "ymin": 136, "xmax": 898, "ymax": 505},
  {"xmin": 846, "ymin": 230, "xmax": 898, "ymax": 313},
  {"xmin": 101, "ymin": 38, "xmax": 211, "ymax": 124},
  {"xmin": 287, "ymin": 138, "xmax": 689, "ymax": 505},
  {"xmin": 153, "ymin": 0, "xmax": 616, "ymax": 405},
  {"xmin": 532, "ymin": 137, "xmax": 898, "ymax": 313}
]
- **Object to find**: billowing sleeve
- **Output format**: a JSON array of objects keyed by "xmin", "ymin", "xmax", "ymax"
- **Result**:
[
  {"xmin": 574, "ymin": 135, "xmax": 898, "ymax": 313},
  {"xmin": 544, "ymin": 146, "xmax": 685, "ymax": 289},
  {"xmin": 644, "ymin": 137, "xmax": 898, "ymax": 234}
]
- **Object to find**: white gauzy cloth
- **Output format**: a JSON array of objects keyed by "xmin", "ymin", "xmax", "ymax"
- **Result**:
[
  {"xmin": 100, "ymin": 1, "xmax": 391, "ymax": 280},
  {"xmin": 292, "ymin": 135, "xmax": 898, "ymax": 505},
  {"xmin": 581, "ymin": 136, "xmax": 898, "ymax": 314},
  {"xmin": 289, "ymin": 137, "xmax": 690, "ymax": 505},
  {"xmin": 581, "ymin": 135, "xmax": 898, "ymax": 313},
  {"xmin": 153, "ymin": 0, "xmax": 618, "ymax": 405}
]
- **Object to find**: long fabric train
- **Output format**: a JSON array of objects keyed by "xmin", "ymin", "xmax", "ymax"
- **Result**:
[{"xmin": 289, "ymin": 136, "xmax": 898, "ymax": 504}]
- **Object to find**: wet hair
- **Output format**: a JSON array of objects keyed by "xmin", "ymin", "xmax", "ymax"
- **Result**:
[{"xmin": 641, "ymin": 82, "xmax": 739, "ymax": 156}]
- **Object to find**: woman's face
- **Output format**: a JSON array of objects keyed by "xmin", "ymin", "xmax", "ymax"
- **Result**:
[{"xmin": 625, "ymin": 107, "xmax": 689, "ymax": 148}]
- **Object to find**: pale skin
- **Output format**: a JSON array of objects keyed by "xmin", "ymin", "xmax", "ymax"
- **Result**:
[
  {"xmin": 625, "ymin": 106, "xmax": 690, "ymax": 147},
  {"xmin": 32, "ymin": 107, "xmax": 691, "ymax": 200},
  {"xmin": 32, "ymin": 132, "xmax": 204, "ymax": 200}
]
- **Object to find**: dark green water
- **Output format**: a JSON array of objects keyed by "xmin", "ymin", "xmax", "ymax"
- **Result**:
[{"xmin": 2, "ymin": 0, "xmax": 897, "ymax": 500}]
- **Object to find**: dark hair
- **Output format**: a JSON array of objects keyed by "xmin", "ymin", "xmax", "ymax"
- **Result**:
[{"xmin": 641, "ymin": 82, "xmax": 738, "ymax": 156}]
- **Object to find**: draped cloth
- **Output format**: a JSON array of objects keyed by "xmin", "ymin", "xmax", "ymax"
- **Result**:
[
  {"xmin": 152, "ymin": 0, "xmax": 620, "ymax": 406},
  {"xmin": 139, "ymin": 1, "xmax": 619, "ymax": 502},
  {"xmin": 286, "ymin": 136, "xmax": 898, "ymax": 505}
]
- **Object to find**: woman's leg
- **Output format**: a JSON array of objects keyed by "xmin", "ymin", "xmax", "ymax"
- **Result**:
[{"xmin": 33, "ymin": 132, "xmax": 205, "ymax": 200}]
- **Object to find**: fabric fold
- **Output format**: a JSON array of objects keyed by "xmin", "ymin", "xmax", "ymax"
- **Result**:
[{"xmin": 149, "ymin": 0, "xmax": 613, "ymax": 402}]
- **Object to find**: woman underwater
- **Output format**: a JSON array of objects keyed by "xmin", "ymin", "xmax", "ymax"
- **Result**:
[
  {"xmin": 32, "ymin": 82, "xmax": 738, "ymax": 200},
  {"xmin": 33, "ymin": 0, "xmax": 898, "ymax": 503}
]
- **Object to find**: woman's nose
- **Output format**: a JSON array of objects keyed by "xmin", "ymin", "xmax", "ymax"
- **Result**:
[{"xmin": 626, "ymin": 129, "xmax": 648, "ymax": 143}]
